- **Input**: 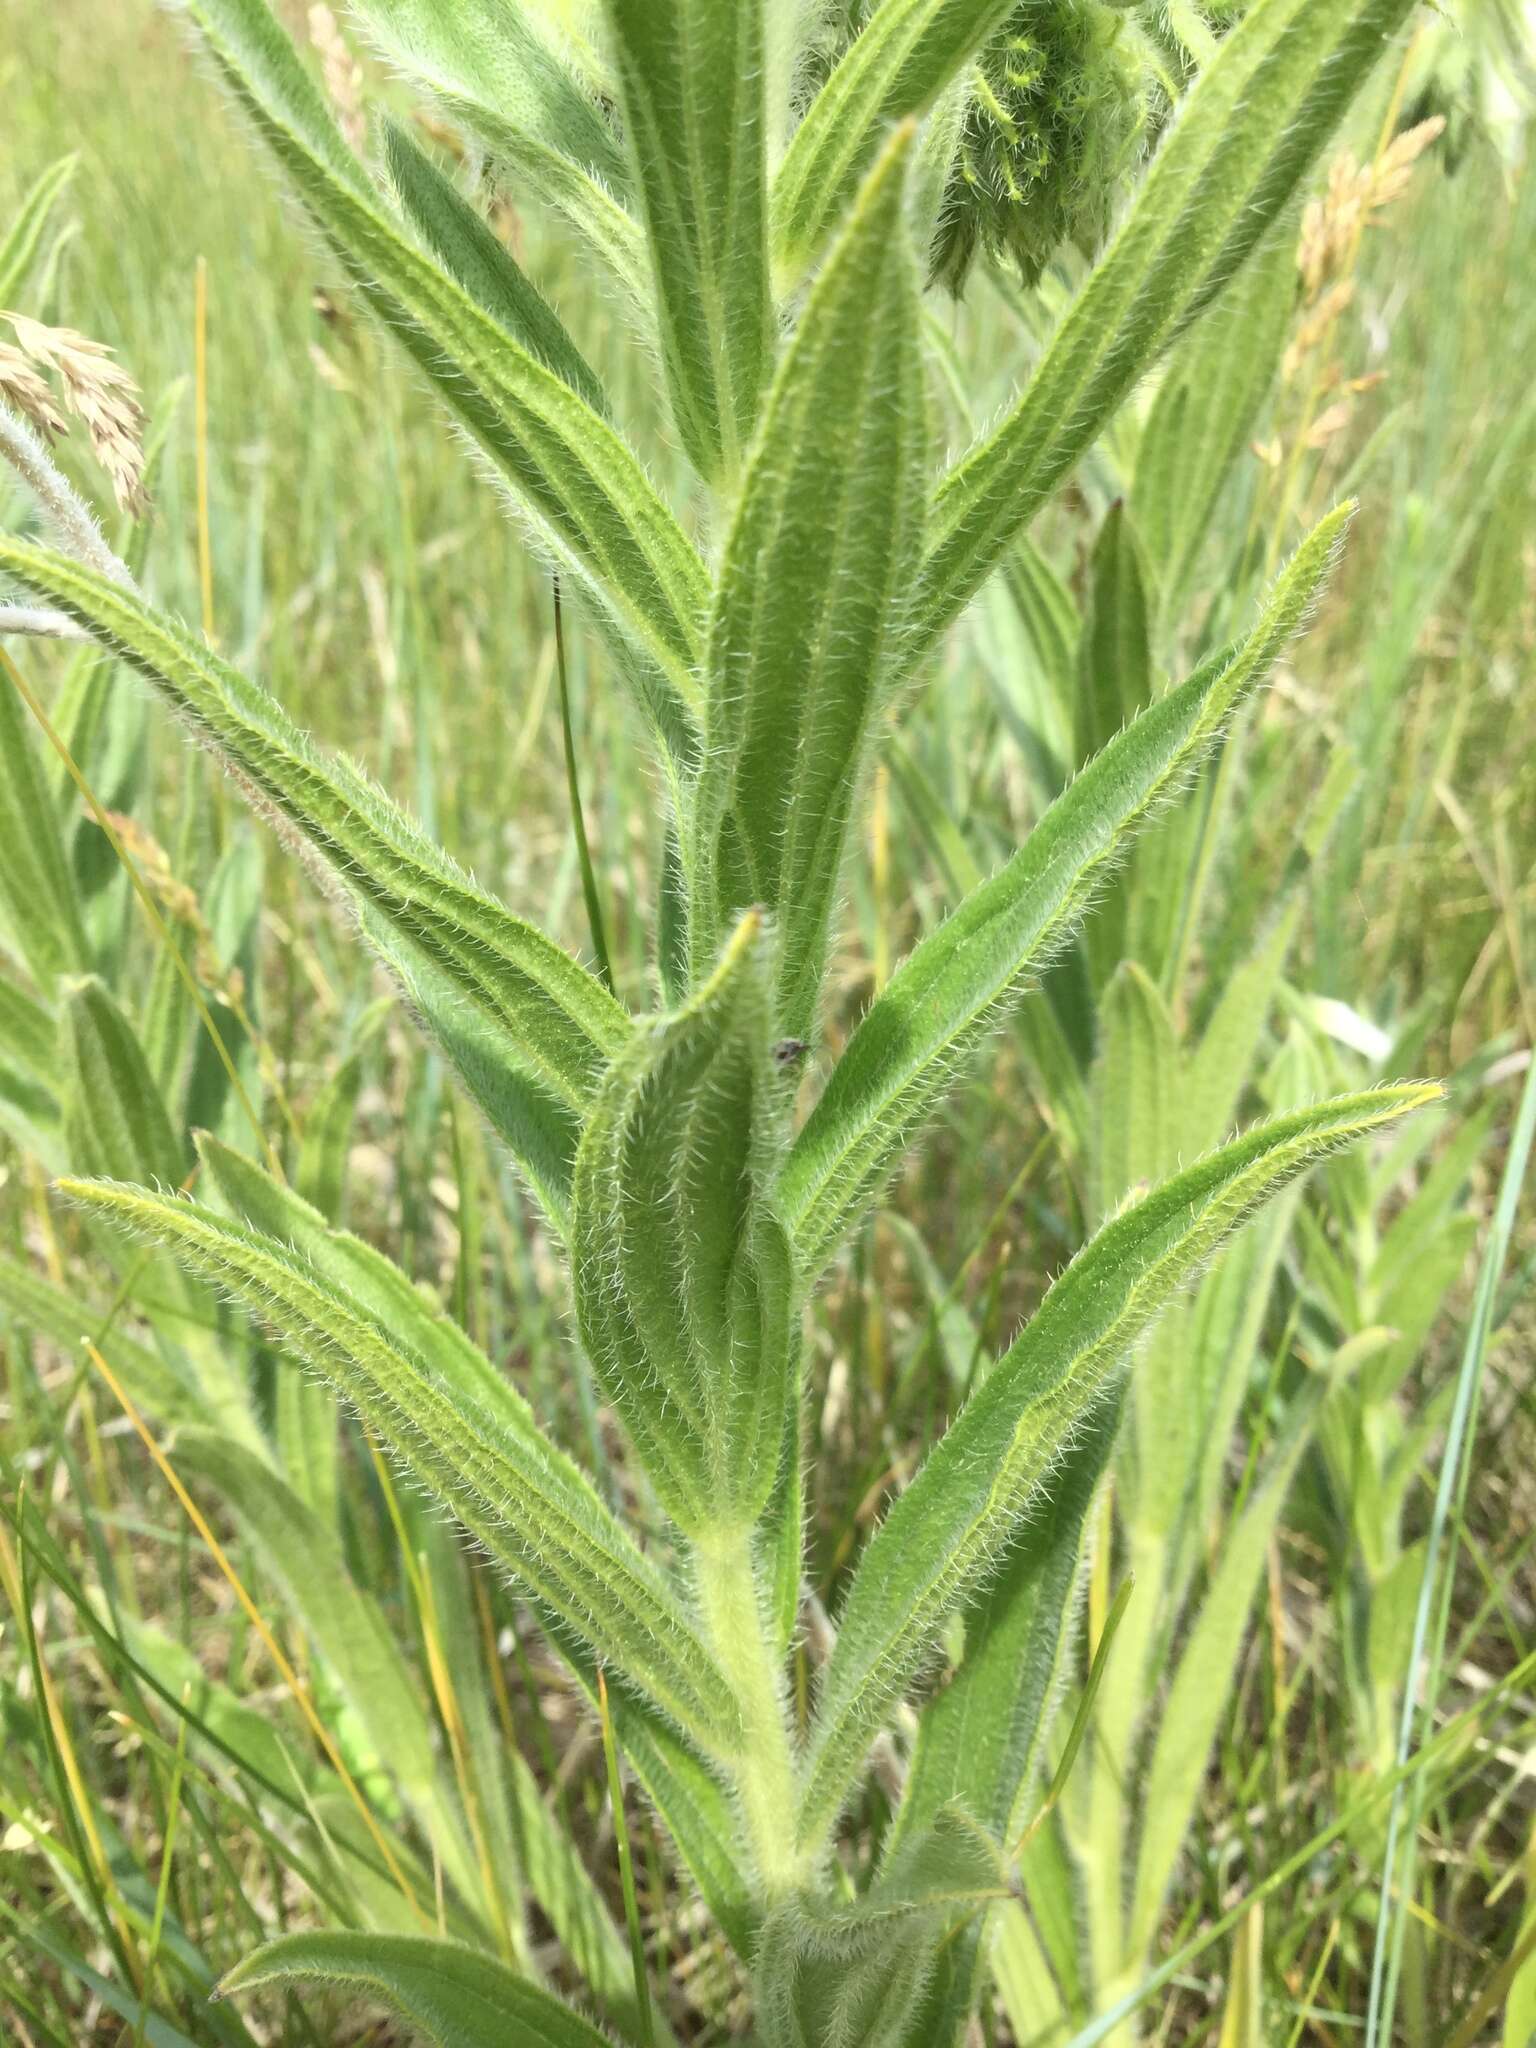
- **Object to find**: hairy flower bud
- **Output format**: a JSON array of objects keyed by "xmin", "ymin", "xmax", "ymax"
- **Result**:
[{"xmin": 928, "ymin": 0, "xmax": 1147, "ymax": 296}]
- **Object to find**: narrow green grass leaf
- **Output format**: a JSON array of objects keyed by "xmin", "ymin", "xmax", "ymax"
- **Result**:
[
  {"xmin": 602, "ymin": 0, "xmax": 773, "ymax": 481},
  {"xmin": 62, "ymin": 976, "xmax": 185, "ymax": 1189},
  {"xmin": 218, "ymin": 1930, "xmax": 610, "ymax": 2047},
  {"xmin": 0, "ymin": 543, "xmax": 628, "ymax": 1221},
  {"xmin": 781, "ymin": 508, "xmax": 1350, "ymax": 1279},
  {"xmin": 1131, "ymin": 214, "xmax": 1298, "ymax": 621},
  {"xmin": 60, "ymin": 1175, "xmax": 743, "ymax": 1757},
  {"xmin": 796, "ymin": 1082, "xmax": 1441, "ymax": 1848},
  {"xmin": 0, "ymin": 660, "xmax": 88, "ymax": 995},
  {"xmin": 694, "ymin": 126, "xmax": 927, "ymax": 1036},
  {"xmin": 0, "ymin": 153, "xmax": 77, "ymax": 304},
  {"xmin": 572, "ymin": 912, "xmax": 793, "ymax": 1531},
  {"xmin": 1074, "ymin": 502, "xmax": 1153, "ymax": 772},
  {"xmin": 185, "ymin": 0, "xmax": 708, "ymax": 757},
  {"xmin": 771, "ymin": 0, "xmax": 1015, "ymax": 278},
  {"xmin": 1127, "ymin": 1397, "xmax": 1321, "ymax": 1957},
  {"xmin": 913, "ymin": 0, "xmax": 1415, "ymax": 657},
  {"xmin": 381, "ymin": 119, "xmax": 608, "ymax": 417},
  {"xmin": 170, "ymin": 1429, "xmax": 449, "ymax": 1833}
]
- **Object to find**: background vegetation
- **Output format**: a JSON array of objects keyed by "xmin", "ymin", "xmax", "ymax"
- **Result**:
[{"xmin": 1, "ymin": 2, "xmax": 1533, "ymax": 2041}]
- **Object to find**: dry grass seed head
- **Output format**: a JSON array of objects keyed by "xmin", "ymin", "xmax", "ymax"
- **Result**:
[{"xmin": 3, "ymin": 311, "xmax": 148, "ymax": 513}]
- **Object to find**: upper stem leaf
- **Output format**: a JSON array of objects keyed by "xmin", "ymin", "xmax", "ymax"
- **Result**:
[
  {"xmin": 694, "ymin": 125, "xmax": 928, "ymax": 1038},
  {"xmin": 602, "ymin": 0, "xmax": 774, "ymax": 482},
  {"xmin": 795, "ymin": 1082, "xmax": 1442, "ymax": 1849}
]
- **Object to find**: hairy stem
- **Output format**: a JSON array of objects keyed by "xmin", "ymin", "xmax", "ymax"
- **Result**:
[{"xmin": 691, "ymin": 1522, "xmax": 809, "ymax": 1902}]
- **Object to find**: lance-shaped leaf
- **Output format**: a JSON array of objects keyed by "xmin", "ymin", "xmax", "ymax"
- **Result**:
[
  {"xmin": 913, "ymin": 0, "xmax": 1416, "ymax": 659},
  {"xmin": 218, "ymin": 1931, "xmax": 610, "ymax": 2048},
  {"xmin": 602, "ymin": 0, "xmax": 773, "ymax": 481},
  {"xmin": 61, "ymin": 1175, "xmax": 742, "ymax": 1757},
  {"xmin": 0, "ymin": 543, "xmax": 628, "ymax": 1222},
  {"xmin": 184, "ymin": 0, "xmax": 707, "ymax": 760},
  {"xmin": 572, "ymin": 912, "xmax": 794, "ymax": 1532},
  {"xmin": 353, "ymin": 0, "xmax": 626, "ymax": 192},
  {"xmin": 795, "ymin": 1083, "xmax": 1441, "ymax": 1848},
  {"xmin": 781, "ymin": 507, "xmax": 1350, "ymax": 1280},
  {"xmin": 693, "ymin": 128, "xmax": 927, "ymax": 1037},
  {"xmin": 895, "ymin": 1399, "xmax": 1119, "ymax": 1851},
  {"xmin": 350, "ymin": 0, "xmax": 646, "ymax": 305},
  {"xmin": 1074, "ymin": 502, "xmax": 1153, "ymax": 772},
  {"xmin": 771, "ymin": 0, "xmax": 1015, "ymax": 279},
  {"xmin": 381, "ymin": 119, "xmax": 608, "ymax": 418},
  {"xmin": 194, "ymin": 1129, "xmax": 755, "ymax": 1958}
]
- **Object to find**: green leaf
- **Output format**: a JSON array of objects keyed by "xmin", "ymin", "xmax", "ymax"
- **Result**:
[
  {"xmin": 0, "ymin": 153, "xmax": 77, "ymax": 305},
  {"xmin": 572, "ymin": 911, "xmax": 794, "ymax": 1531},
  {"xmin": 62, "ymin": 976, "xmax": 186, "ymax": 1189},
  {"xmin": 756, "ymin": 1808, "xmax": 1008, "ymax": 2048},
  {"xmin": 0, "ymin": 543, "xmax": 628, "ymax": 1223},
  {"xmin": 184, "ymin": 0, "xmax": 708, "ymax": 761},
  {"xmin": 795, "ymin": 1082, "xmax": 1441, "ymax": 1849},
  {"xmin": 1127, "ymin": 1395, "xmax": 1322, "ymax": 1956},
  {"xmin": 781, "ymin": 508, "xmax": 1352, "ymax": 1280},
  {"xmin": 1091, "ymin": 961, "xmax": 1180, "ymax": 1226},
  {"xmin": 350, "ymin": 0, "xmax": 628, "ymax": 193},
  {"xmin": 771, "ymin": 0, "xmax": 1015, "ymax": 278},
  {"xmin": 1131, "ymin": 213, "xmax": 1298, "ymax": 621},
  {"xmin": 602, "ymin": 0, "xmax": 773, "ymax": 480},
  {"xmin": 380, "ymin": 119, "xmax": 608, "ymax": 418},
  {"xmin": 351, "ymin": 0, "xmax": 646, "ymax": 309},
  {"xmin": 693, "ymin": 126, "xmax": 927, "ymax": 1036},
  {"xmin": 896, "ymin": 1400, "xmax": 1118, "ymax": 1850},
  {"xmin": 218, "ymin": 1931, "xmax": 610, "ymax": 2047},
  {"xmin": 0, "ymin": 659, "xmax": 88, "ymax": 996},
  {"xmin": 913, "ymin": 0, "xmax": 1416, "ymax": 658},
  {"xmin": 170, "ymin": 1429, "xmax": 459, "ymax": 1852},
  {"xmin": 61, "ymin": 1173, "xmax": 743, "ymax": 1758},
  {"xmin": 1074, "ymin": 502, "xmax": 1153, "ymax": 772}
]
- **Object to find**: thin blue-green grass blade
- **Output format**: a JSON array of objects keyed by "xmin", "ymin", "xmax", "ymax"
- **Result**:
[
  {"xmin": 0, "ymin": 153, "xmax": 77, "ymax": 304},
  {"xmin": 1367, "ymin": 1052, "xmax": 1536, "ymax": 2046},
  {"xmin": 781, "ymin": 508, "xmax": 1351, "ymax": 1281},
  {"xmin": 0, "ymin": 542, "xmax": 628, "ymax": 1222},
  {"xmin": 60, "ymin": 1174, "xmax": 743, "ymax": 1759},
  {"xmin": 602, "ymin": 0, "xmax": 773, "ymax": 482},
  {"xmin": 771, "ymin": 0, "xmax": 1015, "ymax": 278},
  {"xmin": 795, "ymin": 1083, "xmax": 1441, "ymax": 1850},
  {"xmin": 184, "ymin": 0, "xmax": 708, "ymax": 763},
  {"xmin": 693, "ymin": 126, "xmax": 928, "ymax": 1037},
  {"xmin": 217, "ymin": 1931, "xmax": 610, "ymax": 2047},
  {"xmin": 913, "ymin": 0, "xmax": 1416, "ymax": 659}
]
